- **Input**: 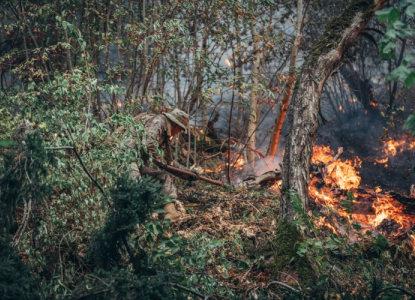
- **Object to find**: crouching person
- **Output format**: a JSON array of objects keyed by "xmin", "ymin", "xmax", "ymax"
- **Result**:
[{"xmin": 123, "ymin": 108, "xmax": 198, "ymax": 222}]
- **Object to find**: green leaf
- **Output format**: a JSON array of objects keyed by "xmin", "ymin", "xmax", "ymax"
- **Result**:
[
  {"xmin": 380, "ymin": 41, "xmax": 396, "ymax": 60},
  {"xmin": 406, "ymin": 5, "xmax": 415, "ymax": 17},
  {"xmin": 401, "ymin": 0, "xmax": 415, "ymax": 5},
  {"xmin": 237, "ymin": 260, "xmax": 250, "ymax": 270},
  {"xmin": 347, "ymin": 191, "xmax": 355, "ymax": 200},
  {"xmin": 156, "ymin": 225, "xmax": 164, "ymax": 234},
  {"xmin": 318, "ymin": 274, "xmax": 329, "ymax": 283},
  {"xmin": 0, "ymin": 140, "xmax": 15, "ymax": 147},
  {"xmin": 404, "ymin": 71, "xmax": 415, "ymax": 87},
  {"xmin": 402, "ymin": 55, "xmax": 414, "ymax": 66},
  {"xmin": 403, "ymin": 114, "xmax": 415, "ymax": 135},
  {"xmin": 388, "ymin": 65, "xmax": 411, "ymax": 82},
  {"xmin": 352, "ymin": 223, "xmax": 362, "ymax": 231},
  {"xmin": 376, "ymin": 7, "xmax": 400, "ymax": 23}
]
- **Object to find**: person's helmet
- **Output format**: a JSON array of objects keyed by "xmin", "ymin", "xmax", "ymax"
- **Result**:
[{"xmin": 163, "ymin": 108, "xmax": 189, "ymax": 133}]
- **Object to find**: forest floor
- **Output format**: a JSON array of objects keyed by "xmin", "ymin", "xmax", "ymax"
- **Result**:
[
  {"xmin": 172, "ymin": 182, "xmax": 278, "ymax": 293},
  {"xmin": 169, "ymin": 179, "xmax": 415, "ymax": 298}
]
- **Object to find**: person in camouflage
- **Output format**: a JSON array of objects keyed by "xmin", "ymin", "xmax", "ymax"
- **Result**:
[{"xmin": 124, "ymin": 108, "xmax": 196, "ymax": 222}]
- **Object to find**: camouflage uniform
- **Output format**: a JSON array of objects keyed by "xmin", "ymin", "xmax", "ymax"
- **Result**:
[{"xmin": 124, "ymin": 113, "xmax": 186, "ymax": 203}]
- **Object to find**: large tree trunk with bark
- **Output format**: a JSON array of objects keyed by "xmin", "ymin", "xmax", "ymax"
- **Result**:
[{"xmin": 281, "ymin": 0, "xmax": 386, "ymax": 221}]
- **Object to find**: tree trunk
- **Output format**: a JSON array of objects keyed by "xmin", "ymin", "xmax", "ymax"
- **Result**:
[
  {"xmin": 247, "ymin": 21, "xmax": 261, "ymax": 168},
  {"xmin": 281, "ymin": 0, "xmax": 386, "ymax": 221},
  {"xmin": 267, "ymin": 0, "xmax": 303, "ymax": 158}
]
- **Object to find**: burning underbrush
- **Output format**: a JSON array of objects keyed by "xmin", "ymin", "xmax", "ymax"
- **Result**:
[
  {"xmin": 166, "ymin": 134, "xmax": 415, "ymax": 296},
  {"xmin": 310, "ymin": 144, "xmax": 415, "ymax": 239},
  {"xmin": 172, "ymin": 144, "xmax": 415, "ymax": 296}
]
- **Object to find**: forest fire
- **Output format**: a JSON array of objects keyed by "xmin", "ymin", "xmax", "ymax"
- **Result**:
[
  {"xmin": 234, "ymin": 157, "xmax": 245, "ymax": 169},
  {"xmin": 376, "ymin": 138, "xmax": 415, "ymax": 164},
  {"xmin": 310, "ymin": 145, "xmax": 415, "ymax": 236}
]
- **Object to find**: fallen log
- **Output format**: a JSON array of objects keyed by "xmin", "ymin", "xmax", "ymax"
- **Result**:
[
  {"xmin": 388, "ymin": 192, "xmax": 415, "ymax": 212},
  {"xmin": 244, "ymin": 170, "xmax": 282, "ymax": 187},
  {"xmin": 152, "ymin": 160, "xmax": 226, "ymax": 187}
]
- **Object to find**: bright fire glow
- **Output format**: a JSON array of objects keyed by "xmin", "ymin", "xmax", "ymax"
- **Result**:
[
  {"xmin": 269, "ymin": 180, "xmax": 282, "ymax": 192},
  {"xmin": 376, "ymin": 138, "xmax": 415, "ymax": 164},
  {"xmin": 225, "ymin": 59, "xmax": 232, "ymax": 68},
  {"xmin": 310, "ymin": 144, "xmax": 415, "ymax": 236},
  {"xmin": 312, "ymin": 145, "xmax": 361, "ymax": 190},
  {"xmin": 234, "ymin": 157, "xmax": 245, "ymax": 169}
]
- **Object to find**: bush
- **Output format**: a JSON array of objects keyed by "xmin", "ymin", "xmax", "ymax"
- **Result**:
[{"xmin": 0, "ymin": 237, "xmax": 40, "ymax": 300}]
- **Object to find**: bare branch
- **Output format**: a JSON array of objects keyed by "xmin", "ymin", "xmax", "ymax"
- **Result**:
[{"xmin": 267, "ymin": 281, "xmax": 301, "ymax": 294}]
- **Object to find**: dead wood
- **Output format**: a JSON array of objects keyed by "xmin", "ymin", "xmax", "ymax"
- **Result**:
[
  {"xmin": 388, "ymin": 192, "xmax": 415, "ymax": 213},
  {"xmin": 244, "ymin": 170, "xmax": 282, "ymax": 187}
]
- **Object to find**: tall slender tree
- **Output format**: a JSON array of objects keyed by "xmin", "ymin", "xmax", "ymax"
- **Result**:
[{"xmin": 267, "ymin": 0, "xmax": 303, "ymax": 158}]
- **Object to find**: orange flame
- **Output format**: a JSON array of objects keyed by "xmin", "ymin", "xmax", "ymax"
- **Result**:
[
  {"xmin": 269, "ymin": 180, "xmax": 282, "ymax": 192},
  {"xmin": 234, "ymin": 157, "xmax": 245, "ymax": 169},
  {"xmin": 310, "ymin": 144, "xmax": 415, "ymax": 236},
  {"xmin": 376, "ymin": 138, "xmax": 415, "ymax": 163},
  {"xmin": 312, "ymin": 145, "xmax": 361, "ymax": 190}
]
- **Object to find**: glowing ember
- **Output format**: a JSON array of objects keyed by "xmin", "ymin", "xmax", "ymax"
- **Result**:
[
  {"xmin": 269, "ymin": 180, "xmax": 282, "ymax": 192},
  {"xmin": 339, "ymin": 105, "xmax": 342, "ymax": 111},
  {"xmin": 234, "ymin": 157, "xmax": 245, "ymax": 169}
]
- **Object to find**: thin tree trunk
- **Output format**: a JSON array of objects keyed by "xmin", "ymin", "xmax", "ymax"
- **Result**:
[
  {"xmin": 281, "ymin": 0, "xmax": 386, "ymax": 221},
  {"xmin": 247, "ymin": 21, "xmax": 261, "ymax": 168},
  {"xmin": 267, "ymin": 0, "xmax": 303, "ymax": 158}
]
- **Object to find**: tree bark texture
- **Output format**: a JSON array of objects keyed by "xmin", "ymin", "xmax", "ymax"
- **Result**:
[
  {"xmin": 267, "ymin": 0, "xmax": 303, "ymax": 158},
  {"xmin": 281, "ymin": 0, "xmax": 386, "ymax": 221}
]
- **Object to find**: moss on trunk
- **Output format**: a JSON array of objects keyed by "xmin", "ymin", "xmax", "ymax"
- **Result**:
[
  {"xmin": 309, "ymin": 0, "xmax": 375, "ymax": 63},
  {"xmin": 272, "ymin": 219, "xmax": 313, "ymax": 284}
]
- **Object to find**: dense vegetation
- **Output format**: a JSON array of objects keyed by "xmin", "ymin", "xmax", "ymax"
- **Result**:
[{"xmin": 1, "ymin": 0, "xmax": 415, "ymax": 299}]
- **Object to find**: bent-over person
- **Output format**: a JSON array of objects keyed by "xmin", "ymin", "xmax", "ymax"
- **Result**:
[{"xmin": 123, "ymin": 108, "xmax": 197, "ymax": 222}]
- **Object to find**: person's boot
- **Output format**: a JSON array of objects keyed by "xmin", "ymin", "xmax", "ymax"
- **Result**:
[{"xmin": 163, "ymin": 202, "xmax": 192, "ymax": 222}]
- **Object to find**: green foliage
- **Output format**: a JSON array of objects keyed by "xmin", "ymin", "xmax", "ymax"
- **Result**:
[
  {"xmin": 403, "ymin": 114, "xmax": 415, "ymax": 138},
  {"xmin": 73, "ymin": 268, "xmax": 173, "ymax": 300},
  {"xmin": 376, "ymin": 1, "xmax": 415, "ymax": 86},
  {"xmin": 87, "ymin": 174, "xmax": 162, "ymax": 268},
  {"xmin": 0, "ymin": 131, "xmax": 50, "ymax": 235},
  {"xmin": 0, "ymin": 140, "xmax": 15, "ymax": 147},
  {"xmin": 0, "ymin": 237, "xmax": 40, "ymax": 300}
]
